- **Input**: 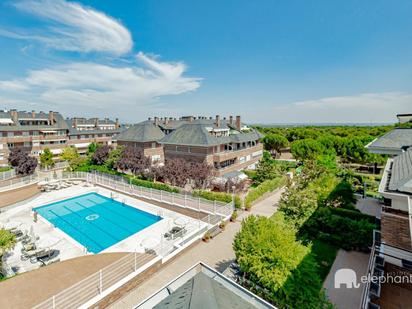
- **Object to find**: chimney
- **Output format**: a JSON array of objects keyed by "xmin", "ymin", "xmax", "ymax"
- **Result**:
[
  {"xmin": 10, "ymin": 109, "xmax": 18, "ymax": 123},
  {"xmin": 229, "ymin": 115, "xmax": 233, "ymax": 125},
  {"xmin": 148, "ymin": 117, "xmax": 152, "ymax": 121},
  {"xmin": 115, "ymin": 118, "xmax": 120, "ymax": 129},
  {"xmin": 164, "ymin": 117, "xmax": 169, "ymax": 125},
  {"xmin": 94, "ymin": 118, "xmax": 99, "ymax": 127},
  {"xmin": 154, "ymin": 116, "xmax": 159, "ymax": 126},
  {"xmin": 48, "ymin": 111, "xmax": 55, "ymax": 124},
  {"xmin": 236, "ymin": 115, "xmax": 241, "ymax": 130},
  {"xmin": 73, "ymin": 117, "xmax": 78, "ymax": 128},
  {"xmin": 215, "ymin": 115, "xmax": 220, "ymax": 127},
  {"xmin": 32, "ymin": 110, "xmax": 36, "ymax": 118},
  {"xmin": 209, "ymin": 117, "xmax": 212, "ymax": 120}
]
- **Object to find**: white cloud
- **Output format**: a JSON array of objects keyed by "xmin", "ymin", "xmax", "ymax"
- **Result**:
[
  {"xmin": 268, "ymin": 92, "xmax": 412, "ymax": 123},
  {"xmin": 0, "ymin": 53, "xmax": 201, "ymax": 110},
  {"xmin": 3, "ymin": 0, "xmax": 132, "ymax": 54}
]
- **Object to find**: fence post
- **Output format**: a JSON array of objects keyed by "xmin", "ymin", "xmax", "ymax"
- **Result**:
[
  {"xmin": 99, "ymin": 269, "xmax": 103, "ymax": 294},
  {"xmin": 198, "ymin": 198, "xmax": 201, "ymax": 211},
  {"xmin": 160, "ymin": 190, "xmax": 163, "ymax": 202},
  {"xmin": 213, "ymin": 200, "xmax": 216, "ymax": 215},
  {"xmin": 172, "ymin": 192, "xmax": 174, "ymax": 204}
]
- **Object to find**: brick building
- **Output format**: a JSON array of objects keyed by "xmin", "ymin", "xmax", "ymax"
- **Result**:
[
  {"xmin": 0, "ymin": 109, "xmax": 122, "ymax": 166},
  {"xmin": 117, "ymin": 115, "xmax": 263, "ymax": 176}
]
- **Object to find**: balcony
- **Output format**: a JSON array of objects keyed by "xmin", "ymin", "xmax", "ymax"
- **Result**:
[{"xmin": 213, "ymin": 144, "xmax": 263, "ymax": 162}]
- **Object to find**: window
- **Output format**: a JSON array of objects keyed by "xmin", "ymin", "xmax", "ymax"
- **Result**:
[
  {"xmin": 7, "ymin": 143, "xmax": 14, "ymax": 148},
  {"xmin": 24, "ymin": 142, "xmax": 31, "ymax": 147},
  {"xmin": 22, "ymin": 131, "xmax": 29, "ymax": 136},
  {"xmin": 151, "ymin": 154, "xmax": 161, "ymax": 162},
  {"xmin": 152, "ymin": 142, "xmax": 156, "ymax": 148},
  {"xmin": 7, "ymin": 132, "xmax": 14, "ymax": 137}
]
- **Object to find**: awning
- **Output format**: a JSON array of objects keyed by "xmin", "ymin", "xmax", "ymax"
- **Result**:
[{"xmin": 40, "ymin": 130, "xmax": 58, "ymax": 133}]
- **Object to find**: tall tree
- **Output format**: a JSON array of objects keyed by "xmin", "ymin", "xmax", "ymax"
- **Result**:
[
  {"xmin": 40, "ymin": 148, "xmax": 55, "ymax": 169},
  {"xmin": 115, "ymin": 146, "xmax": 151, "ymax": 176},
  {"xmin": 262, "ymin": 134, "xmax": 288, "ymax": 157},
  {"xmin": 91, "ymin": 145, "xmax": 111, "ymax": 165},
  {"xmin": 8, "ymin": 148, "xmax": 37, "ymax": 175}
]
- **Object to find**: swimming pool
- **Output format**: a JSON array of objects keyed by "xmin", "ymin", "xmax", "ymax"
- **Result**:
[{"xmin": 33, "ymin": 192, "xmax": 162, "ymax": 253}]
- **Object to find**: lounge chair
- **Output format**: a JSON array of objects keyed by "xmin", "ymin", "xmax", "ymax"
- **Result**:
[
  {"xmin": 164, "ymin": 226, "xmax": 186, "ymax": 240},
  {"xmin": 9, "ymin": 228, "xmax": 23, "ymax": 237},
  {"xmin": 21, "ymin": 242, "xmax": 36, "ymax": 253},
  {"xmin": 39, "ymin": 256, "xmax": 60, "ymax": 267}
]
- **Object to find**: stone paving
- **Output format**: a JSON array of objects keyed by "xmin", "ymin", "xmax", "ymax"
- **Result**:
[{"xmin": 108, "ymin": 188, "xmax": 285, "ymax": 309}]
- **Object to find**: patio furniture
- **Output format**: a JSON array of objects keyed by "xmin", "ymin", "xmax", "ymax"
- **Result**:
[
  {"xmin": 21, "ymin": 242, "xmax": 36, "ymax": 252},
  {"xmin": 9, "ymin": 228, "xmax": 23, "ymax": 237},
  {"xmin": 164, "ymin": 226, "xmax": 187, "ymax": 240},
  {"xmin": 39, "ymin": 256, "xmax": 60, "ymax": 267}
]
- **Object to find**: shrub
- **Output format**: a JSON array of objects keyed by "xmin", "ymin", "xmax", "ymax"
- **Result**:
[
  {"xmin": 244, "ymin": 177, "xmax": 285, "ymax": 210},
  {"xmin": 193, "ymin": 190, "xmax": 241, "ymax": 208},
  {"xmin": 130, "ymin": 177, "xmax": 179, "ymax": 193},
  {"xmin": 328, "ymin": 207, "xmax": 375, "ymax": 224},
  {"xmin": 8, "ymin": 148, "xmax": 37, "ymax": 176}
]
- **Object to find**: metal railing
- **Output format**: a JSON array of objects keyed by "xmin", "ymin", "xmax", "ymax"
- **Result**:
[
  {"xmin": 89, "ymin": 171, "xmax": 234, "ymax": 218},
  {"xmin": 0, "ymin": 169, "xmax": 16, "ymax": 181},
  {"xmin": 32, "ymin": 251, "xmax": 157, "ymax": 309}
]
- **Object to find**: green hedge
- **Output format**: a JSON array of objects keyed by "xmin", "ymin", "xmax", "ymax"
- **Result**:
[
  {"xmin": 130, "ymin": 177, "xmax": 179, "ymax": 193},
  {"xmin": 328, "ymin": 207, "xmax": 376, "ymax": 223},
  {"xmin": 193, "ymin": 190, "xmax": 241, "ymax": 208},
  {"xmin": 244, "ymin": 177, "xmax": 286, "ymax": 210}
]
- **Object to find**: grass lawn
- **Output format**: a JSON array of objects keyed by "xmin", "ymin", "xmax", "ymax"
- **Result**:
[{"xmin": 311, "ymin": 240, "xmax": 339, "ymax": 282}]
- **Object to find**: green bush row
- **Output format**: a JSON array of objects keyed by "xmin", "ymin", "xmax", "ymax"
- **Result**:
[
  {"xmin": 328, "ymin": 207, "xmax": 376, "ymax": 223},
  {"xmin": 130, "ymin": 177, "xmax": 180, "ymax": 193},
  {"xmin": 300, "ymin": 207, "xmax": 375, "ymax": 251},
  {"xmin": 244, "ymin": 177, "xmax": 286, "ymax": 210},
  {"xmin": 193, "ymin": 190, "xmax": 241, "ymax": 208}
]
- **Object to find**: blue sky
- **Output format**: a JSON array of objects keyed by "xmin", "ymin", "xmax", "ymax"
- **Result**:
[{"xmin": 0, "ymin": 0, "xmax": 411, "ymax": 123}]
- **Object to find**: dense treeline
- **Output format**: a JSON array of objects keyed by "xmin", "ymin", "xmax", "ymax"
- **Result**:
[{"xmin": 255, "ymin": 125, "xmax": 392, "ymax": 164}]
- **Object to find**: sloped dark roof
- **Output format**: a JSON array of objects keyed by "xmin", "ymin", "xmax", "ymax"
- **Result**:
[
  {"xmin": 367, "ymin": 129, "xmax": 412, "ymax": 151},
  {"xmin": 154, "ymin": 272, "xmax": 258, "ymax": 309},
  {"xmin": 389, "ymin": 148, "xmax": 412, "ymax": 193},
  {"xmin": 117, "ymin": 122, "xmax": 165, "ymax": 142},
  {"xmin": 160, "ymin": 123, "xmax": 230, "ymax": 146}
]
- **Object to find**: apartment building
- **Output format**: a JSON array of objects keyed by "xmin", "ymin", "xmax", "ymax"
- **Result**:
[
  {"xmin": 0, "ymin": 109, "xmax": 122, "ymax": 166},
  {"xmin": 362, "ymin": 124, "xmax": 412, "ymax": 308},
  {"xmin": 66, "ymin": 117, "xmax": 122, "ymax": 155},
  {"xmin": 117, "ymin": 115, "xmax": 263, "ymax": 176}
]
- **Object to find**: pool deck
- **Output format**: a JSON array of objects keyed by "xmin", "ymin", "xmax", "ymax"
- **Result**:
[{"xmin": 1, "ymin": 184, "xmax": 205, "ymax": 275}]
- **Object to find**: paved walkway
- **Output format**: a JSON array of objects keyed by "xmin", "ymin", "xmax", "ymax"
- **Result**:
[
  {"xmin": 108, "ymin": 188, "xmax": 285, "ymax": 308},
  {"xmin": 356, "ymin": 197, "xmax": 381, "ymax": 219},
  {"xmin": 323, "ymin": 249, "xmax": 369, "ymax": 309}
]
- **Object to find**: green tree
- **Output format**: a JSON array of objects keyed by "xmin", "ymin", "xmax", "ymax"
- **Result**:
[
  {"xmin": 262, "ymin": 134, "xmax": 288, "ymax": 157},
  {"xmin": 233, "ymin": 214, "xmax": 328, "ymax": 308},
  {"xmin": 87, "ymin": 142, "xmax": 99, "ymax": 156},
  {"xmin": 40, "ymin": 148, "xmax": 55, "ymax": 169},
  {"xmin": 255, "ymin": 154, "xmax": 281, "ymax": 184},
  {"xmin": 290, "ymin": 139, "xmax": 325, "ymax": 161},
  {"xmin": 105, "ymin": 146, "xmax": 124, "ymax": 169},
  {"xmin": 61, "ymin": 146, "xmax": 80, "ymax": 170},
  {"xmin": 0, "ymin": 229, "xmax": 16, "ymax": 251}
]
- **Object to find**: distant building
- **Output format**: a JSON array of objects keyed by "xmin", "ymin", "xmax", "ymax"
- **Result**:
[
  {"xmin": 134, "ymin": 262, "xmax": 276, "ymax": 309},
  {"xmin": 0, "ymin": 109, "xmax": 122, "ymax": 166},
  {"xmin": 117, "ymin": 115, "xmax": 264, "ymax": 176},
  {"xmin": 397, "ymin": 113, "xmax": 412, "ymax": 124}
]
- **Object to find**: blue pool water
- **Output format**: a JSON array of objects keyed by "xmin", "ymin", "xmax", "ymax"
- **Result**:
[{"xmin": 34, "ymin": 193, "xmax": 161, "ymax": 253}]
